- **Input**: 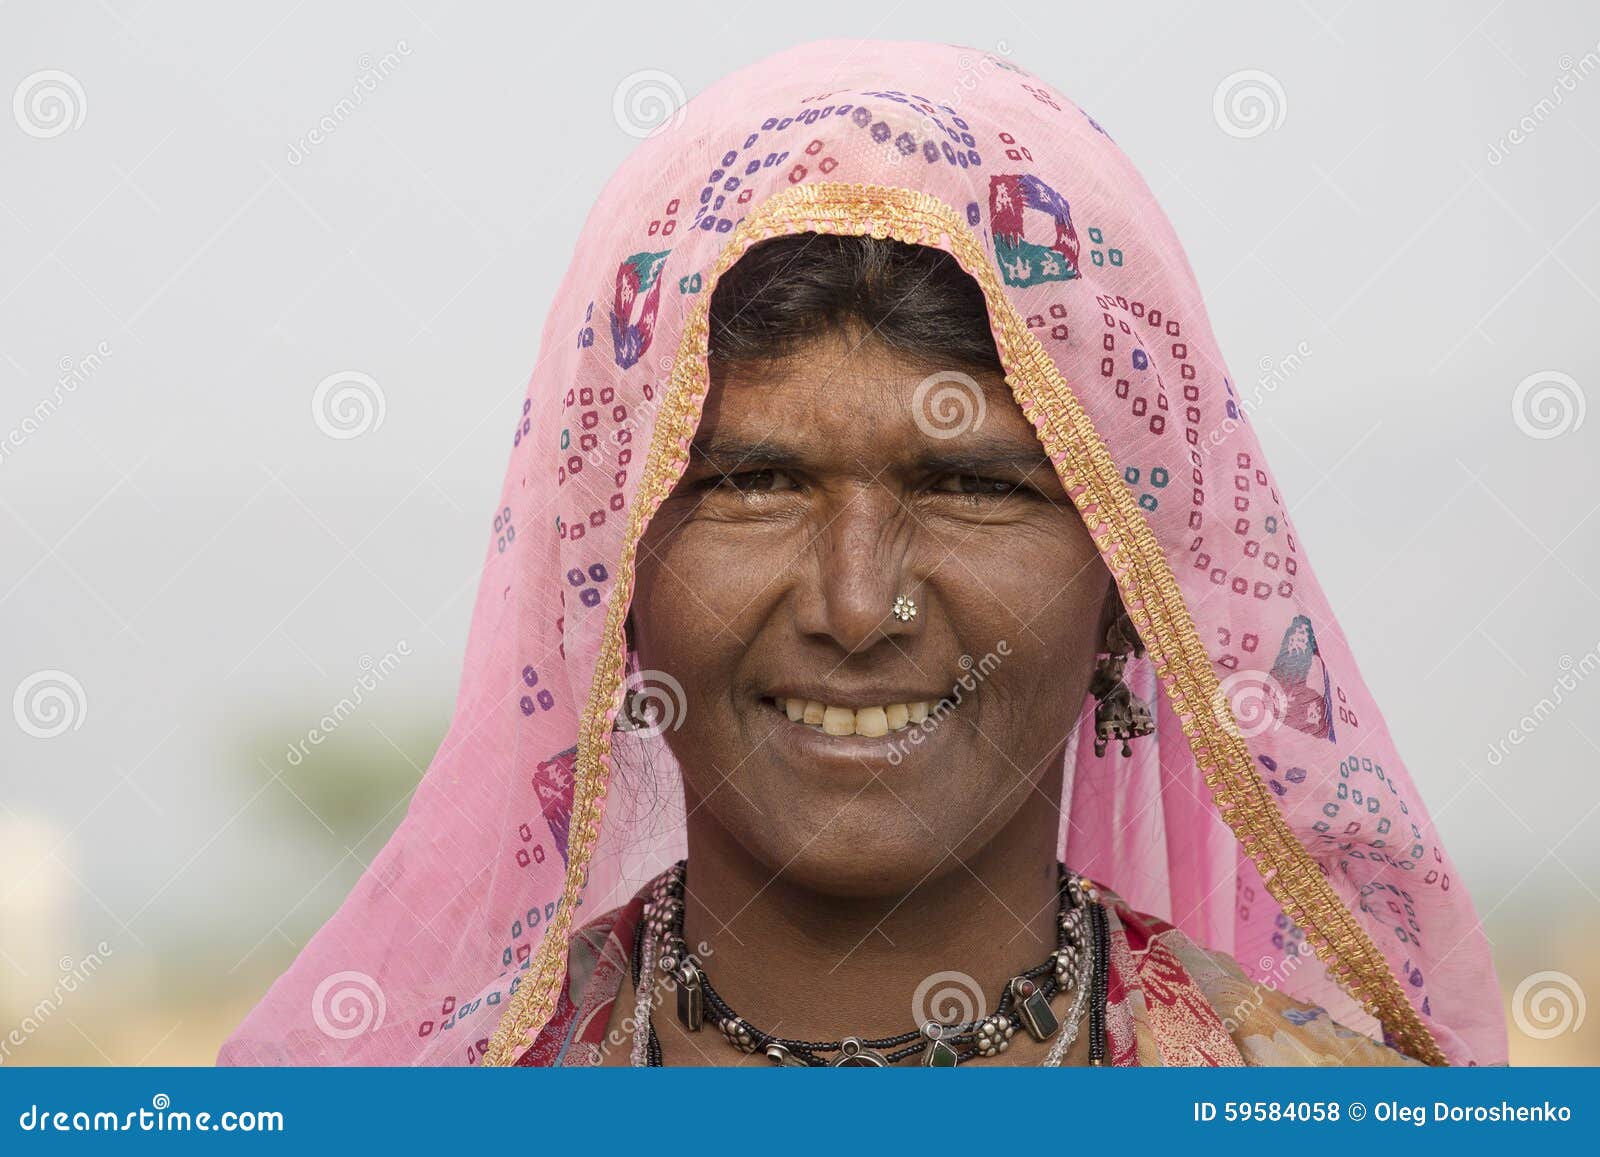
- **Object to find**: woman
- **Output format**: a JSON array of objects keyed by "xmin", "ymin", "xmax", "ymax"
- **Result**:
[{"xmin": 219, "ymin": 40, "xmax": 1505, "ymax": 1067}]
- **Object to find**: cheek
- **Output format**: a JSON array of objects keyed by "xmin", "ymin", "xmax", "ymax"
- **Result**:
[
  {"xmin": 983, "ymin": 631, "xmax": 1097, "ymax": 736},
  {"xmin": 947, "ymin": 524, "xmax": 1103, "ymax": 634},
  {"xmin": 639, "ymin": 518, "xmax": 781, "ymax": 639},
  {"xmin": 630, "ymin": 528, "xmax": 766, "ymax": 783},
  {"xmin": 946, "ymin": 529, "xmax": 1107, "ymax": 724},
  {"xmin": 632, "ymin": 544, "xmax": 727, "ymax": 690}
]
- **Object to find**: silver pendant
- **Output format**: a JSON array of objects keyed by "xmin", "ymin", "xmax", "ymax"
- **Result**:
[
  {"xmin": 1010, "ymin": 976, "xmax": 1060, "ymax": 1042},
  {"xmin": 764, "ymin": 1042, "xmax": 809, "ymax": 1067},
  {"xmin": 830, "ymin": 1036, "xmax": 890, "ymax": 1066},
  {"xmin": 920, "ymin": 1022, "xmax": 959, "ymax": 1067},
  {"xmin": 675, "ymin": 960, "xmax": 703, "ymax": 1031}
]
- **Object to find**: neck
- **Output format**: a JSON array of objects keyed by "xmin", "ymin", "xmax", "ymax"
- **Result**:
[{"xmin": 677, "ymin": 758, "xmax": 1065, "ymax": 1043}]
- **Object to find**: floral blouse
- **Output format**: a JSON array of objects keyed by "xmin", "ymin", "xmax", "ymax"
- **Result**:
[{"xmin": 515, "ymin": 876, "xmax": 1422, "ymax": 1068}]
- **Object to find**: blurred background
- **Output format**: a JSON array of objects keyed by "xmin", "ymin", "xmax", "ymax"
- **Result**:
[{"xmin": 2, "ymin": 0, "xmax": 1596, "ymax": 1064}]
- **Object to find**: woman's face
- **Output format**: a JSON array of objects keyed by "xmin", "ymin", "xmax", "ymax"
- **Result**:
[{"xmin": 631, "ymin": 326, "xmax": 1112, "ymax": 898}]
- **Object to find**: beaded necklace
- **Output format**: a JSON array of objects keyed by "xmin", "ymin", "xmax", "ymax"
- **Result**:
[{"xmin": 628, "ymin": 860, "xmax": 1109, "ymax": 1067}]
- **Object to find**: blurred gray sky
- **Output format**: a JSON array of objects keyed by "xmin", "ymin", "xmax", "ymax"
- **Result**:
[{"xmin": 2, "ymin": 0, "xmax": 1598, "ymax": 1059}]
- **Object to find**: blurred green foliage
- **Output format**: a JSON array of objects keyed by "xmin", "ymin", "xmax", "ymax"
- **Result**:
[{"xmin": 238, "ymin": 709, "xmax": 448, "ymax": 850}]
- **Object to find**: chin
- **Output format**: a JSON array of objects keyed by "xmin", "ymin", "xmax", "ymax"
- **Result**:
[{"xmin": 742, "ymin": 805, "xmax": 967, "ymax": 901}]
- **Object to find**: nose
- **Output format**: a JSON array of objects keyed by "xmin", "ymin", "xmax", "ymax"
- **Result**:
[{"xmin": 791, "ymin": 485, "xmax": 919, "ymax": 655}]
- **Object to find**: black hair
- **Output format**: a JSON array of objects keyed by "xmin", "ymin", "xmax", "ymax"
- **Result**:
[{"xmin": 706, "ymin": 232, "xmax": 1003, "ymax": 378}]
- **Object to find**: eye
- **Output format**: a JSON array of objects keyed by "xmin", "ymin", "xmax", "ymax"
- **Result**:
[
  {"xmin": 930, "ymin": 473, "xmax": 1029, "ymax": 498},
  {"xmin": 707, "ymin": 468, "xmax": 800, "ymax": 494}
]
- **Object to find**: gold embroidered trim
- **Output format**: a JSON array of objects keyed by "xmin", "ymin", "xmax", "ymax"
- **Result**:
[
  {"xmin": 482, "ymin": 180, "xmax": 1446, "ymax": 1067},
  {"xmin": 479, "ymin": 235, "xmax": 715, "ymax": 1068}
]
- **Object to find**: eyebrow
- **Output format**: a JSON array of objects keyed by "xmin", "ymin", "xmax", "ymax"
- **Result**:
[
  {"xmin": 688, "ymin": 434, "xmax": 810, "ymax": 474},
  {"xmin": 687, "ymin": 432, "xmax": 1053, "ymax": 477}
]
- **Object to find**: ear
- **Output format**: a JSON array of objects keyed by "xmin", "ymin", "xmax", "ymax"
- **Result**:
[
  {"xmin": 1094, "ymin": 574, "xmax": 1121, "ymax": 653},
  {"xmin": 1096, "ymin": 574, "xmax": 1146, "ymax": 657}
]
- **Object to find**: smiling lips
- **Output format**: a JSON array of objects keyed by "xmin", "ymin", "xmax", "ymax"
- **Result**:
[{"xmin": 767, "ymin": 697, "xmax": 935, "ymax": 737}]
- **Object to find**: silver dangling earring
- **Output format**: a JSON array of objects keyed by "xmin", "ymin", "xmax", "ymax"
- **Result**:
[{"xmin": 1089, "ymin": 608, "xmax": 1154, "ymax": 757}]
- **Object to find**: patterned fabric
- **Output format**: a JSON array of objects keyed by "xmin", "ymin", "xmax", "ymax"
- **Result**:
[
  {"xmin": 520, "ymin": 874, "xmax": 1419, "ymax": 1068},
  {"xmin": 218, "ymin": 40, "xmax": 1503, "ymax": 1068}
]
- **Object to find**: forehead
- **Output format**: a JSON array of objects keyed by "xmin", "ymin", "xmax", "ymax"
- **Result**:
[{"xmin": 700, "ymin": 330, "xmax": 1043, "ymax": 464}]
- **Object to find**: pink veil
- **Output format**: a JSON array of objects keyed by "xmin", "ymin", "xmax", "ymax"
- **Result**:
[{"xmin": 218, "ymin": 40, "xmax": 1504, "ymax": 1067}]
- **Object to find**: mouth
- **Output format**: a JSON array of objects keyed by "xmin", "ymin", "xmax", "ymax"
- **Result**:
[{"xmin": 760, "ymin": 695, "xmax": 942, "ymax": 738}]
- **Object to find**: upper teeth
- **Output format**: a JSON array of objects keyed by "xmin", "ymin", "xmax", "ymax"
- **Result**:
[{"xmin": 774, "ymin": 698, "xmax": 932, "ymax": 737}]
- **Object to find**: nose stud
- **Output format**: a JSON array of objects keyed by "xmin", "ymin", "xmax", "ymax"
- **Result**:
[{"xmin": 891, "ymin": 594, "xmax": 918, "ymax": 623}]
